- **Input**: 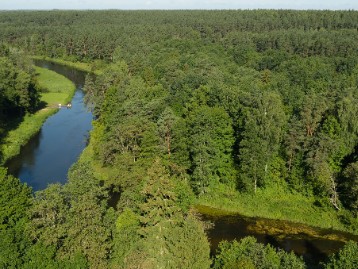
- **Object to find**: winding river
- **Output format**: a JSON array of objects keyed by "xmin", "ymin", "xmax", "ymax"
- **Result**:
[
  {"xmin": 5, "ymin": 60, "xmax": 357, "ymax": 266},
  {"xmin": 6, "ymin": 60, "xmax": 92, "ymax": 191}
]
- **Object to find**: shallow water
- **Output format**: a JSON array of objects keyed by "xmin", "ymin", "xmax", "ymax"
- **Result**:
[{"xmin": 199, "ymin": 205, "xmax": 358, "ymax": 266}]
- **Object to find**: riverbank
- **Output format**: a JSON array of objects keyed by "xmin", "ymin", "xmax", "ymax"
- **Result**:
[
  {"xmin": 196, "ymin": 184, "xmax": 358, "ymax": 235},
  {"xmin": 79, "ymin": 122, "xmax": 358, "ymax": 236},
  {"xmin": 32, "ymin": 56, "xmax": 93, "ymax": 73},
  {"xmin": 35, "ymin": 66, "xmax": 76, "ymax": 106},
  {"xmin": 79, "ymin": 131, "xmax": 358, "ymax": 237},
  {"xmin": 32, "ymin": 56, "xmax": 104, "ymax": 75},
  {"xmin": 1, "ymin": 67, "xmax": 75, "ymax": 164}
]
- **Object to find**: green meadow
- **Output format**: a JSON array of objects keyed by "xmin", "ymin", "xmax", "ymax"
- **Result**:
[{"xmin": 35, "ymin": 66, "xmax": 76, "ymax": 106}]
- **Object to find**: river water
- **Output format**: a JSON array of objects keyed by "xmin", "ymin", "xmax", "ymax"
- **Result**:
[{"xmin": 6, "ymin": 60, "xmax": 92, "ymax": 191}]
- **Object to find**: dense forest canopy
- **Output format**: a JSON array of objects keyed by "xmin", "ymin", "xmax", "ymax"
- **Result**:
[
  {"xmin": 1, "ymin": 10, "xmax": 358, "ymax": 62},
  {"xmin": 0, "ymin": 10, "xmax": 358, "ymax": 268}
]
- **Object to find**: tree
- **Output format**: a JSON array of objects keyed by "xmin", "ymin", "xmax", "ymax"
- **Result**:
[
  {"xmin": 28, "ymin": 162, "xmax": 114, "ymax": 269},
  {"xmin": 213, "ymin": 237, "xmax": 306, "ymax": 269},
  {"xmin": 111, "ymin": 208, "xmax": 141, "ymax": 268},
  {"xmin": 0, "ymin": 168, "xmax": 32, "ymax": 268},
  {"xmin": 341, "ymin": 162, "xmax": 358, "ymax": 215},
  {"xmin": 157, "ymin": 107, "xmax": 178, "ymax": 159},
  {"xmin": 324, "ymin": 241, "xmax": 358, "ymax": 269},
  {"xmin": 0, "ymin": 55, "xmax": 40, "ymax": 117},
  {"xmin": 238, "ymin": 91, "xmax": 286, "ymax": 192},
  {"xmin": 133, "ymin": 159, "xmax": 211, "ymax": 269},
  {"xmin": 187, "ymin": 105, "xmax": 236, "ymax": 193}
]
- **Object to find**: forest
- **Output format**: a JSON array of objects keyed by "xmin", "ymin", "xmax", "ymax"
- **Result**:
[{"xmin": 0, "ymin": 10, "xmax": 358, "ymax": 268}]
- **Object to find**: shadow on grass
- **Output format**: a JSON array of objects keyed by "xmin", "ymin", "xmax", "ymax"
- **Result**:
[
  {"xmin": 37, "ymin": 100, "xmax": 48, "ymax": 110},
  {"xmin": 0, "ymin": 100, "xmax": 49, "ymax": 164},
  {"xmin": 0, "ymin": 113, "xmax": 24, "ymax": 158}
]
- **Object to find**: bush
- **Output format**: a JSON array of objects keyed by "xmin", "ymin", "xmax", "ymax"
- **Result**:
[
  {"xmin": 324, "ymin": 241, "xmax": 358, "ymax": 269},
  {"xmin": 213, "ymin": 236, "xmax": 306, "ymax": 269}
]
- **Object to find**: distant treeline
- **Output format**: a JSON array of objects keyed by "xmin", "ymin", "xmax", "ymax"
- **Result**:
[{"xmin": 0, "ymin": 10, "xmax": 358, "ymax": 62}]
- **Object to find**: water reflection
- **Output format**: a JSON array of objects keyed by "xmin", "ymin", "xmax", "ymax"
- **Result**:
[
  {"xmin": 200, "ymin": 207, "xmax": 356, "ymax": 265},
  {"xmin": 7, "ymin": 130, "xmax": 42, "ymax": 177},
  {"xmin": 34, "ymin": 60, "xmax": 86, "ymax": 87}
]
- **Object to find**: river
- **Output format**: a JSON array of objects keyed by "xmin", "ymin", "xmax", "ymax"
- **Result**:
[{"xmin": 6, "ymin": 60, "xmax": 92, "ymax": 191}]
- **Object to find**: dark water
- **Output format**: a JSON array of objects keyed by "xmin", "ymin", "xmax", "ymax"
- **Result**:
[
  {"xmin": 200, "ymin": 206, "xmax": 358, "ymax": 266},
  {"xmin": 6, "ymin": 60, "xmax": 92, "ymax": 191}
]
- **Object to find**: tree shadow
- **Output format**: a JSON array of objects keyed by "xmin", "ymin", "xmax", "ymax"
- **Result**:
[
  {"xmin": 0, "ymin": 113, "xmax": 24, "ymax": 164},
  {"xmin": 37, "ymin": 100, "xmax": 48, "ymax": 110},
  {"xmin": 0, "ymin": 99, "xmax": 47, "ymax": 165},
  {"xmin": 302, "ymin": 240, "xmax": 327, "ymax": 269}
]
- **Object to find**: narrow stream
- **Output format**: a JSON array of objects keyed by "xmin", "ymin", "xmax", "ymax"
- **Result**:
[{"xmin": 6, "ymin": 60, "xmax": 92, "ymax": 191}]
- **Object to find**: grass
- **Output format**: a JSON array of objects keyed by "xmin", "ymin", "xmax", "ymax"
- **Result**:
[
  {"xmin": 196, "ymin": 183, "xmax": 358, "ymax": 235},
  {"xmin": 1, "ymin": 67, "xmax": 76, "ymax": 164},
  {"xmin": 77, "ymin": 127, "xmax": 119, "ymax": 182},
  {"xmin": 77, "ymin": 138, "xmax": 111, "ymax": 181},
  {"xmin": 1, "ymin": 110, "xmax": 57, "ymax": 163},
  {"xmin": 35, "ymin": 66, "xmax": 76, "ymax": 106},
  {"xmin": 197, "ymin": 204, "xmax": 355, "ymax": 242}
]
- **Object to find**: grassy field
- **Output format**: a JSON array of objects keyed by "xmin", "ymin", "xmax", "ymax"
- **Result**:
[
  {"xmin": 35, "ymin": 66, "xmax": 76, "ymax": 106},
  {"xmin": 196, "ymin": 184, "xmax": 358, "ymax": 235},
  {"xmin": 1, "ymin": 67, "xmax": 76, "ymax": 164}
]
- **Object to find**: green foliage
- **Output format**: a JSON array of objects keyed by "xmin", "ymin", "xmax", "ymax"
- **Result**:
[
  {"xmin": 238, "ymin": 90, "xmax": 286, "ymax": 192},
  {"xmin": 35, "ymin": 66, "xmax": 76, "ymax": 106},
  {"xmin": 187, "ymin": 104, "xmax": 236, "ymax": 193},
  {"xmin": 23, "ymin": 242, "xmax": 89, "ymax": 269},
  {"xmin": 157, "ymin": 107, "xmax": 178, "ymax": 159},
  {"xmin": 213, "ymin": 237, "xmax": 306, "ymax": 269},
  {"xmin": 139, "ymin": 159, "xmax": 182, "ymax": 228},
  {"xmin": 324, "ymin": 241, "xmax": 358, "ymax": 269},
  {"xmin": 111, "ymin": 208, "xmax": 140, "ymax": 268},
  {"xmin": 28, "ymin": 162, "xmax": 114, "ymax": 269},
  {"xmin": 0, "ymin": 51, "xmax": 39, "ymax": 116},
  {"xmin": 0, "ymin": 168, "xmax": 31, "ymax": 228},
  {"xmin": 171, "ymin": 117, "xmax": 191, "ymax": 169},
  {"xmin": 126, "ymin": 160, "xmax": 211, "ymax": 269},
  {"xmin": 2, "ymin": 9, "xmax": 358, "ymax": 269},
  {"xmin": 341, "ymin": 162, "xmax": 358, "ymax": 215},
  {"xmin": 0, "ymin": 168, "xmax": 32, "ymax": 268}
]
